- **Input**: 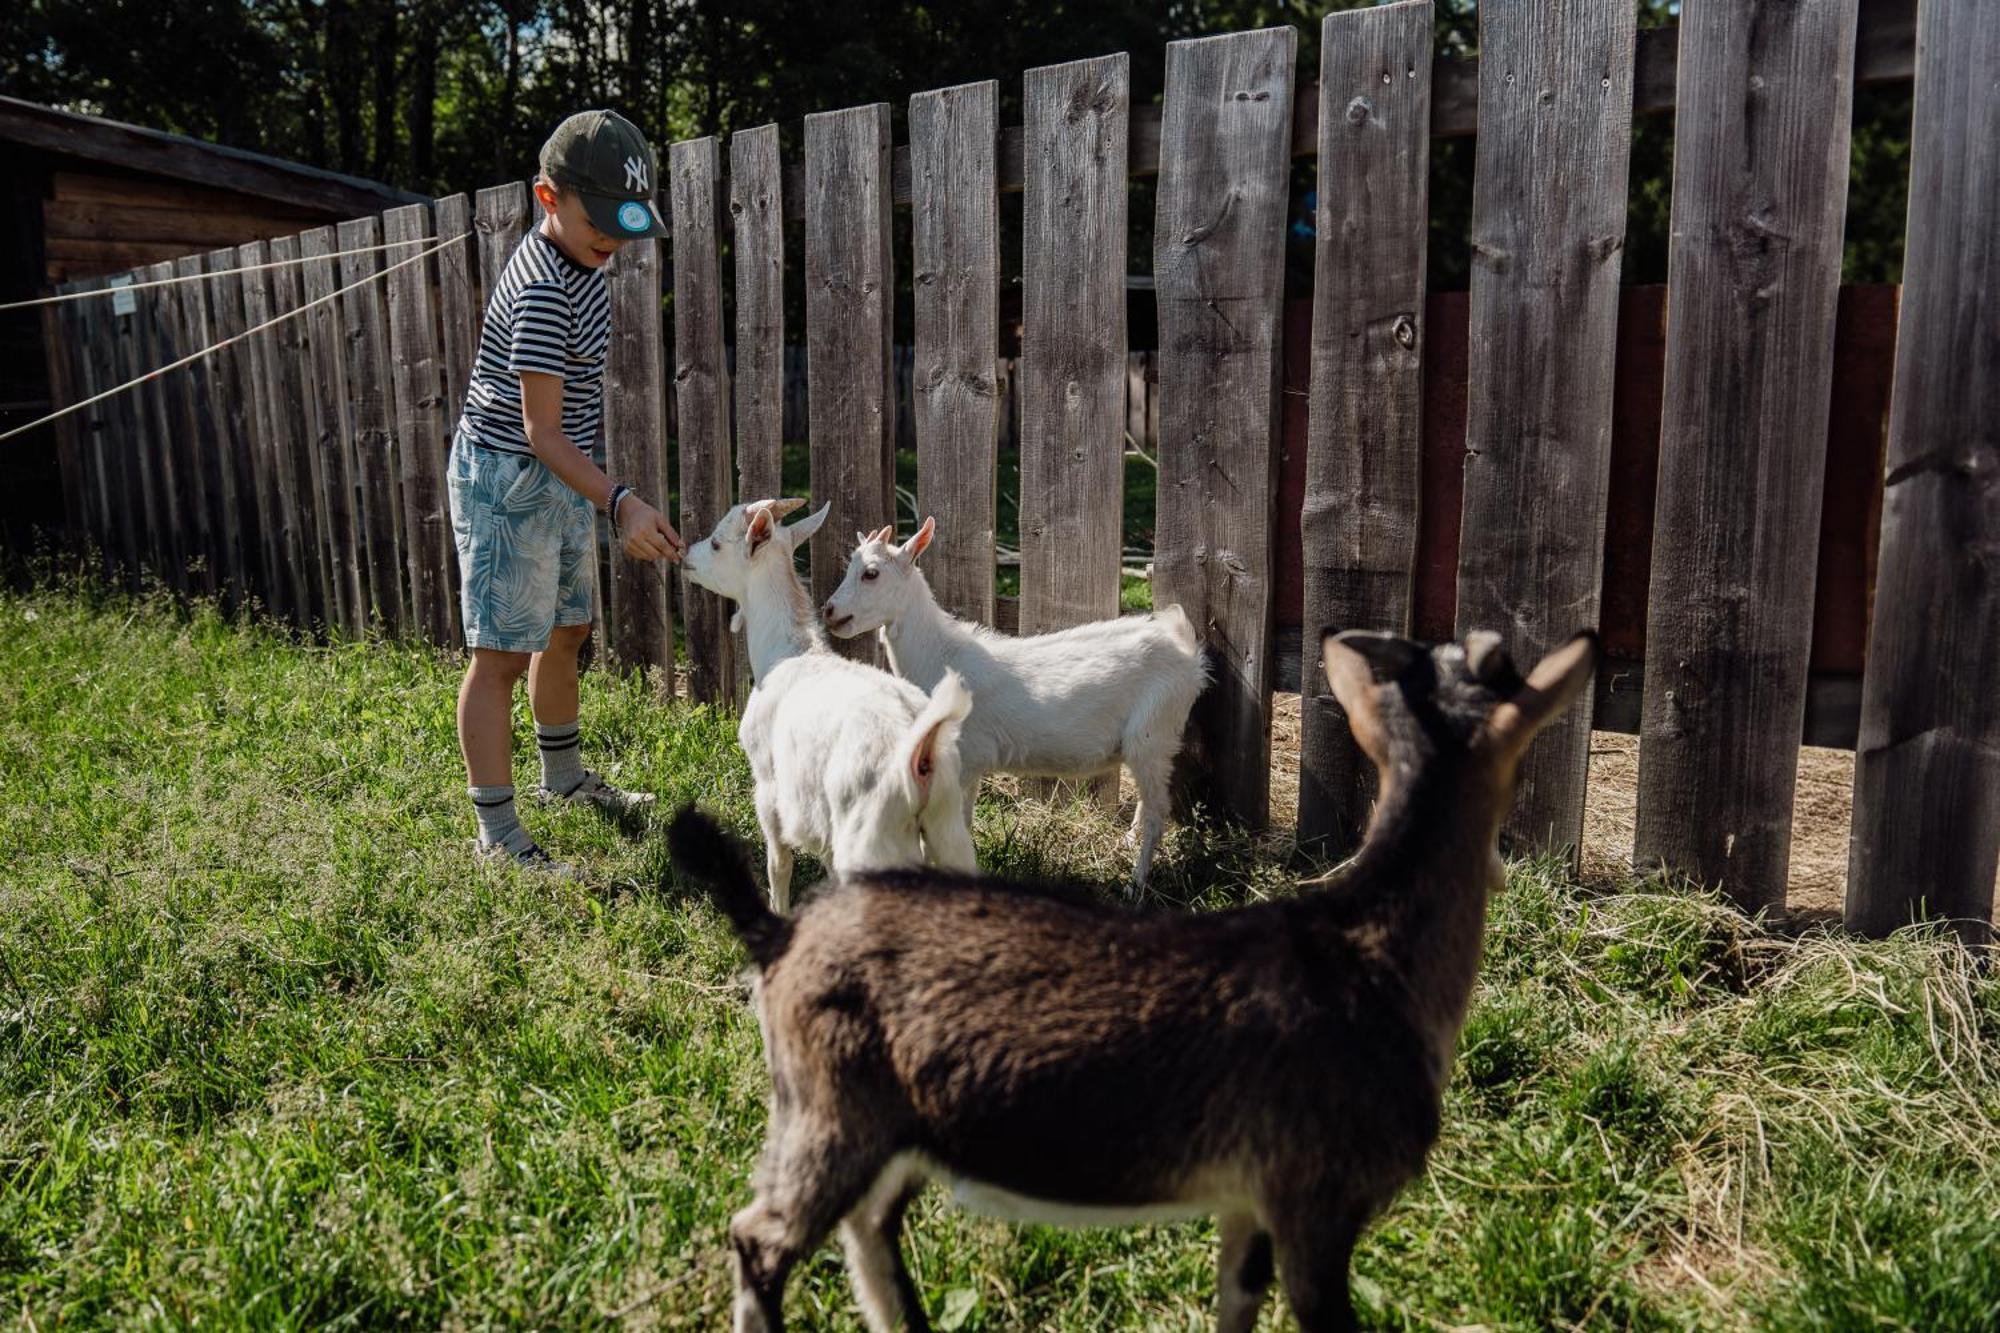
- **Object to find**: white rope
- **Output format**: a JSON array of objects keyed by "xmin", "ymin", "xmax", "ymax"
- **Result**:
[
  {"xmin": 0, "ymin": 235, "xmax": 455, "ymax": 312},
  {"xmin": 0, "ymin": 233, "xmax": 459, "ymax": 445}
]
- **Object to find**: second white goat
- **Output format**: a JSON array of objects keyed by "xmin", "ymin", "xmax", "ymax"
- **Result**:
[
  {"xmin": 683, "ymin": 499, "xmax": 977, "ymax": 911},
  {"xmin": 822, "ymin": 517, "xmax": 1209, "ymax": 888}
]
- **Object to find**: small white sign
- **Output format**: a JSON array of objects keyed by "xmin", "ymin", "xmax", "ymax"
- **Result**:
[{"xmin": 109, "ymin": 273, "xmax": 136, "ymax": 317}]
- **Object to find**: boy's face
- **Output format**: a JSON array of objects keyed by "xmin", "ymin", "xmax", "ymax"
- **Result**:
[{"xmin": 535, "ymin": 179, "xmax": 626, "ymax": 269}]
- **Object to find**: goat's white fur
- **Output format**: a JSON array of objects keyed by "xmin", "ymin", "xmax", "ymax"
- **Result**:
[
  {"xmin": 682, "ymin": 499, "xmax": 977, "ymax": 910},
  {"xmin": 822, "ymin": 517, "xmax": 1209, "ymax": 888}
]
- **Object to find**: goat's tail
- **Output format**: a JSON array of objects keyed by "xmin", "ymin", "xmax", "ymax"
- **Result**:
[
  {"xmin": 901, "ymin": 670, "xmax": 973, "ymax": 835},
  {"xmin": 666, "ymin": 805, "xmax": 792, "ymax": 968}
]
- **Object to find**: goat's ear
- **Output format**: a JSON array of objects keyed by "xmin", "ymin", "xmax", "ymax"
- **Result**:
[
  {"xmin": 768, "ymin": 497, "xmax": 806, "ymax": 519},
  {"xmin": 902, "ymin": 516, "xmax": 935, "ymax": 564},
  {"xmin": 1322, "ymin": 631, "xmax": 1406, "ymax": 767},
  {"xmin": 1484, "ymin": 630, "xmax": 1599, "ymax": 755},
  {"xmin": 786, "ymin": 501, "xmax": 831, "ymax": 548},
  {"xmin": 746, "ymin": 505, "xmax": 776, "ymax": 552}
]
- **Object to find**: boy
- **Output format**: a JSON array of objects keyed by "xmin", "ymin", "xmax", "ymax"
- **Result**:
[{"xmin": 449, "ymin": 108, "xmax": 683, "ymax": 871}]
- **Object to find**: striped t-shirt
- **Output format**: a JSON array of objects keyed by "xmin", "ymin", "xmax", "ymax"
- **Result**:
[{"xmin": 460, "ymin": 228, "xmax": 611, "ymax": 458}]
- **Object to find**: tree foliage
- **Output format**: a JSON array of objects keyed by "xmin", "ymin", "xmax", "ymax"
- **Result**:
[{"xmin": 1, "ymin": 0, "xmax": 1907, "ymax": 285}]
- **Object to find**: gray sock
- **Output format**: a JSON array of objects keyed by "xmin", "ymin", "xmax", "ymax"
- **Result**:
[
  {"xmin": 536, "ymin": 719, "xmax": 586, "ymax": 795},
  {"xmin": 470, "ymin": 785, "xmax": 535, "ymax": 854}
]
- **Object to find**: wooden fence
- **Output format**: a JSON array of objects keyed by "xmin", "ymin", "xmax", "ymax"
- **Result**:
[{"xmin": 36, "ymin": 0, "xmax": 1998, "ymax": 941}]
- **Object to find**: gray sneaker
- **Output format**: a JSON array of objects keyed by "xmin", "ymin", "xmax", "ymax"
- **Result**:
[
  {"xmin": 473, "ymin": 838, "xmax": 581, "ymax": 881},
  {"xmin": 539, "ymin": 770, "xmax": 657, "ymax": 816}
]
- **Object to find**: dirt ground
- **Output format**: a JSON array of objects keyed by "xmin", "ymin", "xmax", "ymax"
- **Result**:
[{"xmin": 1267, "ymin": 693, "xmax": 1862, "ymax": 921}]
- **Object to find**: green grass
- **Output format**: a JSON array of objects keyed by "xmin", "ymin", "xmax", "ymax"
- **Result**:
[{"xmin": 3, "ymin": 581, "xmax": 1998, "ymax": 1330}]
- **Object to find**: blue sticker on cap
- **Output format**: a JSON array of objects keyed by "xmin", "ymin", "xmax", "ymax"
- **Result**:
[{"xmin": 618, "ymin": 201, "xmax": 650, "ymax": 234}]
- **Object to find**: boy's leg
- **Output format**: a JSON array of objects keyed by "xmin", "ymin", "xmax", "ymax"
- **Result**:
[
  {"xmin": 459, "ymin": 648, "xmax": 542, "ymax": 858},
  {"xmin": 449, "ymin": 437, "xmax": 573, "ymax": 871},
  {"xmin": 531, "ymin": 494, "xmax": 653, "ymax": 814}
]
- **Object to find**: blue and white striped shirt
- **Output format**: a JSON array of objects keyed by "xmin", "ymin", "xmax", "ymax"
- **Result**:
[{"xmin": 460, "ymin": 228, "xmax": 612, "ymax": 458}]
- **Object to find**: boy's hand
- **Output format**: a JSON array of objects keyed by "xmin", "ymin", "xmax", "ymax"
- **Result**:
[{"xmin": 617, "ymin": 496, "xmax": 685, "ymax": 563}]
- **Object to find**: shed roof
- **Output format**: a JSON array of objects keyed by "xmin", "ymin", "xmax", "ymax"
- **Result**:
[{"xmin": 0, "ymin": 95, "xmax": 427, "ymax": 216}]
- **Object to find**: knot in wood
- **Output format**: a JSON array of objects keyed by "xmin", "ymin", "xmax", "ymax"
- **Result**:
[
  {"xmin": 1392, "ymin": 314, "xmax": 1417, "ymax": 349},
  {"xmin": 1345, "ymin": 97, "xmax": 1373, "ymax": 126}
]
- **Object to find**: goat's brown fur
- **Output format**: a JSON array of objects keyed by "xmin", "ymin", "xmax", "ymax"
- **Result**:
[{"xmin": 667, "ymin": 628, "xmax": 1599, "ymax": 1332}]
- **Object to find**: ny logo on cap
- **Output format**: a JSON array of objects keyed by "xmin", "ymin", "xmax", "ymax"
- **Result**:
[{"xmin": 624, "ymin": 155, "xmax": 649, "ymax": 193}]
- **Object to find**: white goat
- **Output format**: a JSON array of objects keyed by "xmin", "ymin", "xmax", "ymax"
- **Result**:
[
  {"xmin": 821, "ymin": 517, "xmax": 1209, "ymax": 888},
  {"xmin": 681, "ymin": 498, "xmax": 977, "ymax": 911}
]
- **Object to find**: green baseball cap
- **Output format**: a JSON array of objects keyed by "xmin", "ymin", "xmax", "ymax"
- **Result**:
[{"xmin": 538, "ymin": 109, "xmax": 668, "ymax": 240}]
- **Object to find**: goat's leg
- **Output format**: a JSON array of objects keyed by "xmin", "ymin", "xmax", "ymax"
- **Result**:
[
  {"xmin": 731, "ymin": 1127, "xmax": 883, "ymax": 1333},
  {"xmin": 1216, "ymin": 1211, "xmax": 1274, "ymax": 1333},
  {"xmin": 755, "ymin": 791, "xmax": 794, "ymax": 912},
  {"xmin": 1125, "ymin": 754, "xmax": 1172, "ymax": 892},
  {"xmin": 840, "ymin": 1158, "xmax": 931, "ymax": 1332},
  {"xmin": 1268, "ymin": 1200, "xmax": 1367, "ymax": 1333}
]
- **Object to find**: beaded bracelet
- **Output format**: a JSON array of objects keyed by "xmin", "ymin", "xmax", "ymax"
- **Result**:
[{"xmin": 605, "ymin": 484, "xmax": 633, "ymax": 535}]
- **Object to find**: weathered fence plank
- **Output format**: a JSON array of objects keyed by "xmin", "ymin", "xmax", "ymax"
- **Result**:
[
  {"xmin": 804, "ymin": 104, "xmax": 897, "ymax": 658},
  {"xmin": 1154, "ymin": 29, "xmax": 1297, "ymax": 829},
  {"xmin": 1298, "ymin": 0, "xmax": 1433, "ymax": 852},
  {"xmin": 433, "ymin": 192, "xmax": 480, "ymax": 631},
  {"xmin": 299, "ymin": 225, "xmax": 364, "ymax": 634},
  {"xmin": 91, "ymin": 278, "xmax": 146, "ymax": 580},
  {"xmin": 731, "ymin": 125, "xmax": 786, "ymax": 509},
  {"xmin": 203, "ymin": 247, "xmax": 267, "ymax": 611},
  {"xmin": 1454, "ymin": 0, "xmax": 1637, "ymax": 859},
  {"xmin": 267, "ymin": 233, "xmax": 333, "ymax": 630},
  {"xmin": 234, "ymin": 240, "xmax": 289, "ymax": 619},
  {"xmin": 239, "ymin": 239, "xmax": 309, "ymax": 625},
  {"xmin": 671, "ymin": 135, "xmax": 738, "ymax": 701},
  {"xmin": 38, "ymin": 292, "xmax": 88, "ymax": 550},
  {"xmin": 1019, "ymin": 55, "xmax": 1128, "ymax": 639},
  {"xmin": 434, "ymin": 193, "xmax": 480, "ymax": 419},
  {"xmin": 383, "ymin": 203, "xmax": 455, "ymax": 646},
  {"xmin": 174, "ymin": 252, "xmax": 240, "ymax": 599},
  {"xmin": 337, "ymin": 214, "xmax": 408, "ymax": 633},
  {"xmin": 143, "ymin": 260, "xmax": 200, "ymax": 590},
  {"xmin": 1848, "ymin": 0, "xmax": 2000, "ymax": 944},
  {"xmin": 604, "ymin": 236, "xmax": 673, "ymax": 684},
  {"xmin": 911, "ymin": 80, "xmax": 1001, "ymax": 626},
  {"xmin": 67, "ymin": 281, "xmax": 118, "ymax": 568},
  {"xmin": 1634, "ymin": 0, "xmax": 1860, "ymax": 915},
  {"xmin": 475, "ymin": 182, "xmax": 532, "ymax": 304}
]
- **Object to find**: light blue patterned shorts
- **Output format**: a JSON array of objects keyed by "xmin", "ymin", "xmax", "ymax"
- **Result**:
[{"xmin": 447, "ymin": 430, "xmax": 597, "ymax": 653}]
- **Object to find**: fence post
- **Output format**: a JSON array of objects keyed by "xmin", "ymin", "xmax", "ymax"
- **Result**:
[
  {"xmin": 337, "ymin": 214, "xmax": 409, "ymax": 635},
  {"xmin": 1634, "ymin": 0, "xmax": 1860, "ymax": 915},
  {"xmin": 910, "ymin": 80, "xmax": 1001, "ymax": 628},
  {"xmin": 137, "ymin": 261, "xmax": 190, "ymax": 591},
  {"xmin": 671, "ymin": 135, "xmax": 738, "ymax": 702},
  {"xmin": 382, "ymin": 204, "xmax": 455, "ymax": 647},
  {"xmin": 1847, "ymin": 0, "xmax": 2000, "ymax": 945},
  {"xmin": 173, "ymin": 252, "xmax": 240, "ymax": 601},
  {"xmin": 299, "ymin": 226, "xmax": 366, "ymax": 635},
  {"xmin": 38, "ymin": 291, "xmax": 89, "ymax": 552},
  {"xmin": 1453, "ymin": 0, "xmax": 1637, "ymax": 861},
  {"xmin": 731, "ymin": 128, "xmax": 787, "ymax": 520},
  {"xmin": 1153, "ymin": 28, "xmax": 1297, "ymax": 830},
  {"xmin": 268, "ymin": 233, "xmax": 335, "ymax": 632},
  {"xmin": 1019, "ymin": 56, "xmax": 1127, "ymax": 641},
  {"xmin": 239, "ymin": 238, "xmax": 309, "ymax": 628},
  {"xmin": 203, "ymin": 248, "xmax": 266, "ymax": 612},
  {"xmin": 602, "ymin": 232, "xmax": 674, "ymax": 687},
  {"xmin": 804, "ymin": 104, "xmax": 898, "ymax": 664},
  {"xmin": 1298, "ymin": 1, "xmax": 1433, "ymax": 853}
]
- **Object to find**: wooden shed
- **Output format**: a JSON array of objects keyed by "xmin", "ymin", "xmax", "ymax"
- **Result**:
[{"xmin": 0, "ymin": 95, "xmax": 424, "ymax": 550}]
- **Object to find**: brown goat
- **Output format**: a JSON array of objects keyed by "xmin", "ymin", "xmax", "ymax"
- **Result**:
[{"xmin": 667, "ymin": 627, "xmax": 1599, "ymax": 1332}]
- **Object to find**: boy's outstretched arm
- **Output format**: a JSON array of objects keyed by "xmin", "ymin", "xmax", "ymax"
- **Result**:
[{"xmin": 520, "ymin": 371, "xmax": 683, "ymax": 562}]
